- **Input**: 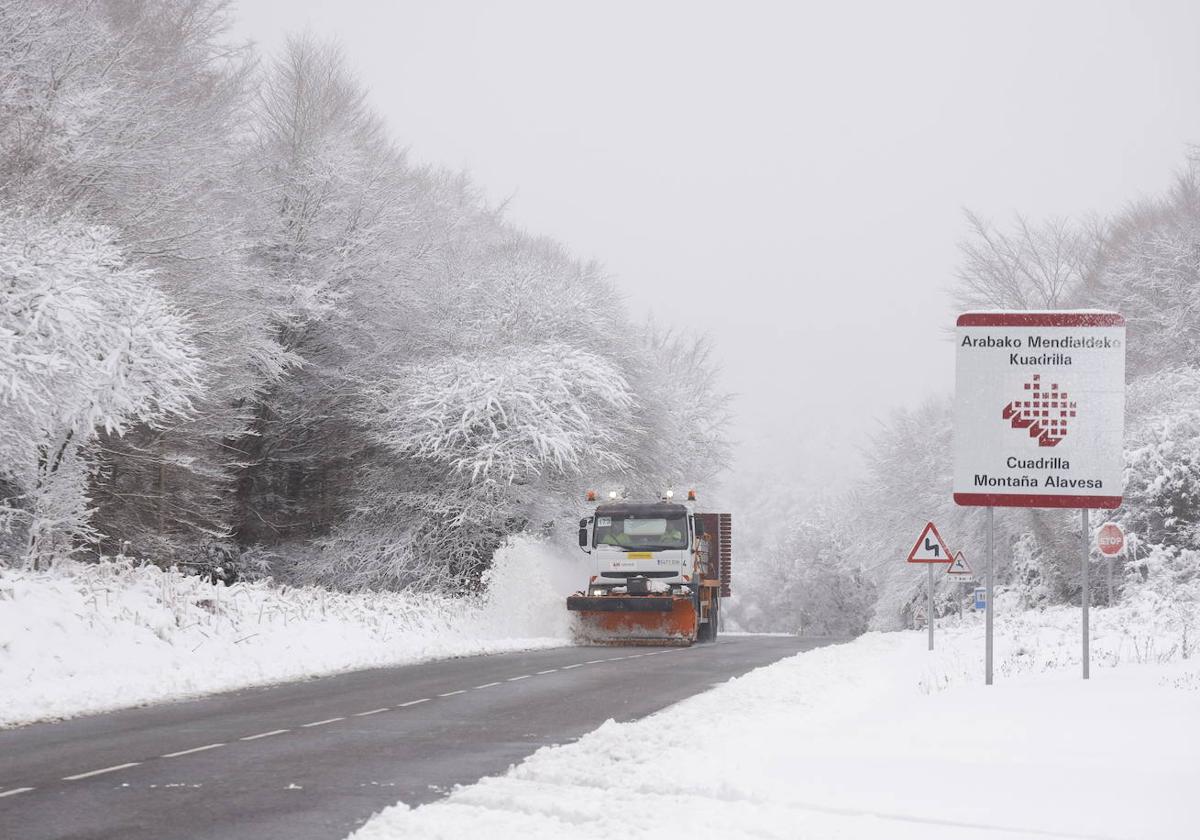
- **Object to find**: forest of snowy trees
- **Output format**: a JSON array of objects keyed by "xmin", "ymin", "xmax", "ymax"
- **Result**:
[
  {"xmin": 0, "ymin": 0, "xmax": 729, "ymax": 589},
  {"xmin": 736, "ymin": 155, "xmax": 1200, "ymax": 635},
  {"xmin": 4, "ymin": 1, "xmax": 1196, "ymax": 633}
]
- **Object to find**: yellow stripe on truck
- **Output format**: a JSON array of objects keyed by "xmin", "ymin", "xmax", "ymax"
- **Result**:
[{"xmin": 626, "ymin": 552, "xmax": 654, "ymax": 559}]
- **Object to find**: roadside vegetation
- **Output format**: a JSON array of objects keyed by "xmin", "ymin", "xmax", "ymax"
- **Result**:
[
  {"xmin": 0, "ymin": 1, "xmax": 728, "ymax": 589},
  {"xmin": 735, "ymin": 156, "xmax": 1200, "ymax": 634}
]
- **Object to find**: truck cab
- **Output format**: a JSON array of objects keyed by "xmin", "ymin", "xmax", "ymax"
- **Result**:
[{"xmin": 579, "ymin": 502, "xmax": 695, "ymax": 595}]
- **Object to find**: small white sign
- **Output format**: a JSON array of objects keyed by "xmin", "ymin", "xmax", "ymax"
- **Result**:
[
  {"xmin": 954, "ymin": 312, "xmax": 1125, "ymax": 509},
  {"xmin": 946, "ymin": 550, "xmax": 974, "ymax": 577}
]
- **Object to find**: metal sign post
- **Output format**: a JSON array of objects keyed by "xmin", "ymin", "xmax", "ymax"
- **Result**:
[
  {"xmin": 927, "ymin": 563, "xmax": 935, "ymax": 651},
  {"xmin": 986, "ymin": 506, "xmax": 994, "ymax": 685},
  {"xmin": 1081, "ymin": 508, "xmax": 1090, "ymax": 680},
  {"xmin": 1106, "ymin": 550, "xmax": 1113, "ymax": 606}
]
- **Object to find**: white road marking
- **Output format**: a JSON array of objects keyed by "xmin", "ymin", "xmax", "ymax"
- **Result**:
[
  {"xmin": 354, "ymin": 708, "xmax": 389, "ymax": 717},
  {"xmin": 0, "ymin": 787, "xmax": 34, "ymax": 798},
  {"xmin": 536, "ymin": 669, "xmax": 557, "ymax": 674},
  {"xmin": 63, "ymin": 762, "xmax": 140, "ymax": 781},
  {"xmin": 605, "ymin": 657, "xmax": 626, "ymax": 661},
  {"xmin": 474, "ymin": 681, "xmax": 502, "ymax": 689},
  {"xmin": 562, "ymin": 663, "xmax": 584, "ymax": 669},
  {"xmin": 397, "ymin": 698, "xmax": 429, "ymax": 707},
  {"xmin": 584, "ymin": 659, "xmax": 605, "ymax": 664},
  {"xmin": 438, "ymin": 690, "xmax": 466, "ymax": 697},
  {"xmin": 301, "ymin": 717, "xmax": 345, "ymax": 728},
  {"xmin": 161, "ymin": 743, "xmax": 224, "ymax": 759},
  {"xmin": 240, "ymin": 729, "xmax": 289, "ymax": 741},
  {"xmin": 507, "ymin": 675, "xmax": 531, "ymax": 681}
]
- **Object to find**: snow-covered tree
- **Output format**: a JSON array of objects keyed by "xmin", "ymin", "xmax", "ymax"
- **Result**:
[
  {"xmin": 1119, "ymin": 369, "xmax": 1200, "ymax": 552},
  {"xmin": 228, "ymin": 34, "xmax": 415, "ymax": 548},
  {"xmin": 0, "ymin": 0, "xmax": 291, "ymax": 560},
  {"xmin": 0, "ymin": 213, "xmax": 199, "ymax": 565},
  {"xmin": 1089, "ymin": 158, "xmax": 1200, "ymax": 378},
  {"xmin": 953, "ymin": 211, "xmax": 1103, "ymax": 312},
  {"xmin": 619, "ymin": 328, "xmax": 732, "ymax": 495},
  {"xmin": 732, "ymin": 499, "xmax": 875, "ymax": 636},
  {"xmin": 0, "ymin": 4, "xmax": 733, "ymax": 594},
  {"xmin": 365, "ymin": 343, "xmax": 635, "ymax": 483}
]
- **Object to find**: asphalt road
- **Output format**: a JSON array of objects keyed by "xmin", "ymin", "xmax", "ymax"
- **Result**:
[{"xmin": 0, "ymin": 635, "xmax": 837, "ymax": 840}]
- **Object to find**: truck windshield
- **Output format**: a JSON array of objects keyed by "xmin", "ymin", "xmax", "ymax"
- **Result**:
[{"xmin": 593, "ymin": 514, "xmax": 688, "ymax": 551}]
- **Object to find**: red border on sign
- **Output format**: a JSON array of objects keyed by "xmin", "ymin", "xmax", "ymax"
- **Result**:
[
  {"xmin": 954, "ymin": 493, "xmax": 1122, "ymax": 509},
  {"xmin": 945, "ymin": 550, "xmax": 973, "ymax": 575},
  {"xmin": 956, "ymin": 312, "xmax": 1125, "ymax": 327},
  {"xmin": 1097, "ymin": 523, "xmax": 1125, "ymax": 556},
  {"xmin": 906, "ymin": 521, "xmax": 953, "ymax": 563},
  {"xmin": 956, "ymin": 311, "xmax": 1124, "ymax": 510}
]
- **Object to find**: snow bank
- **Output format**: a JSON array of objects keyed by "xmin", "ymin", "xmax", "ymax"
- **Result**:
[
  {"xmin": 0, "ymin": 535, "xmax": 575, "ymax": 728},
  {"xmin": 920, "ymin": 588, "xmax": 1199, "ymax": 692},
  {"xmin": 351, "ymin": 601, "xmax": 1200, "ymax": 840}
]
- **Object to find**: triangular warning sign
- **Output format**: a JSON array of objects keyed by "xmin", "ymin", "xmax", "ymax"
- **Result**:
[
  {"xmin": 906, "ymin": 521, "xmax": 952, "ymax": 563},
  {"xmin": 945, "ymin": 550, "xmax": 973, "ymax": 576}
]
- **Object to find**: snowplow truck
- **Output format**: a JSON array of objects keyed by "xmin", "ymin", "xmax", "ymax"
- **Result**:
[{"xmin": 567, "ymin": 495, "xmax": 731, "ymax": 645}]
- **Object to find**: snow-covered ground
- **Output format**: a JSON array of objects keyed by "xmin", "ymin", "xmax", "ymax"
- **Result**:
[
  {"xmin": 0, "ymin": 537, "xmax": 579, "ymax": 728},
  {"xmin": 350, "ymin": 595, "xmax": 1199, "ymax": 840}
]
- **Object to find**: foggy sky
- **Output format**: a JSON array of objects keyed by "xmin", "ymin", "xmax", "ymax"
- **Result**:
[{"xmin": 235, "ymin": 0, "xmax": 1200, "ymax": 494}]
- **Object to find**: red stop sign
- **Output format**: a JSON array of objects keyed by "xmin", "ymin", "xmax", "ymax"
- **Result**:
[{"xmin": 1096, "ymin": 522, "xmax": 1125, "ymax": 556}]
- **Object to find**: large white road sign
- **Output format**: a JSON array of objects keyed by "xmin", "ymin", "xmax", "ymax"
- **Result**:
[{"xmin": 954, "ymin": 312, "xmax": 1125, "ymax": 509}]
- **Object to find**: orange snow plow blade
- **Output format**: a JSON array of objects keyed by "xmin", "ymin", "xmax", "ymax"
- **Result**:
[{"xmin": 566, "ymin": 594, "xmax": 697, "ymax": 645}]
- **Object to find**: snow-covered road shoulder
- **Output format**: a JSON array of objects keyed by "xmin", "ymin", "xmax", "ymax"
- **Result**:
[
  {"xmin": 0, "ymin": 537, "xmax": 576, "ymax": 728},
  {"xmin": 350, "ymin": 605, "xmax": 1199, "ymax": 840}
]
